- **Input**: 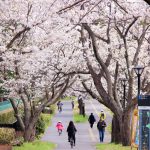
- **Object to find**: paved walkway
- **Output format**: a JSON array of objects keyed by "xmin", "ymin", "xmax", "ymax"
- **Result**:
[{"xmin": 41, "ymin": 99, "xmax": 112, "ymax": 150}]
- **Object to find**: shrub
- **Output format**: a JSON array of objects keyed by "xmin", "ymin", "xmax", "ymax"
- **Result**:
[
  {"xmin": 0, "ymin": 128, "xmax": 15, "ymax": 144},
  {"xmin": 35, "ymin": 113, "xmax": 51, "ymax": 138},
  {"xmin": 42, "ymin": 105, "xmax": 55, "ymax": 114},
  {"xmin": 0, "ymin": 109, "xmax": 16, "ymax": 124},
  {"xmin": 12, "ymin": 137, "xmax": 24, "ymax": 146},
  {"xmin": 35, "ymin": 115, "xmax": 45, "ymax": 138},
  {"xmin": 49, "ymin": 105, "xmax": 55, "ymax": 114}
]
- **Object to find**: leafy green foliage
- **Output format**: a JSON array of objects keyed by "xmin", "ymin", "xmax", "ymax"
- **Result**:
[
  {"xmin": 0, "ymin": 128, "xmax": 15, "ymax": 144},
  {"xmin": 35, "ymin": 113, "xmax": 51, "ymax": 138},
  {"xmin": 6, "ymin": 70, "xmax": 15, "ymax": 79},
  {"xmin": 0, "ymin": 86, "xmax": 9, "ymax": 97},
  {"xmin": 35, "ymin": 115, "xmax": 45, "ymax": 138}
]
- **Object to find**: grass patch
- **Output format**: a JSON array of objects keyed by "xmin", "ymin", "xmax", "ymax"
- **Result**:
[
  {"xmin": 73, "ymin": 99, "xmax": 88, "ymax": 123},
  {"xmin": 96, "ymin": 143, "xmax": 137, "ymax": 150},
  {"xmin": 106, "ymin": 123, "xmax": 112, "ymax": 134},
  {"xmin": 13, "ymin": 141, "xmax": 56, "ymax": 150},
  {"xmin": 73, "ymin": 113, "xmax": 88, "ymax": 123}
]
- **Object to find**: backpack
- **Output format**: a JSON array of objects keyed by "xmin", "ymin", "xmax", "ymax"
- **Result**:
[{"xmin": 97, "ymin": 120, "xmax": 106, "ymax": 130}]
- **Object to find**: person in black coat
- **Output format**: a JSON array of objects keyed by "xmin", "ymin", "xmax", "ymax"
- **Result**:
[
  {"xmin": 88, "ymin": 113, "xmax": 96, "ymax": 128},
  {"xmin": 67, "ymin": 121, "xmax": 77, "ymax": 146}
]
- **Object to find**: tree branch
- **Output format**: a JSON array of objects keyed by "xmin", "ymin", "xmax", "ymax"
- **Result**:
[
  {"xmin": 57, "ymin": 0, "xmax": 86, "ymax": 14},
  {"xmin": 82, "ymin": 23, "xmax": 113, "ymax": 96},
  {"xmin": 124, "ymin": 17, "xmax": 138, "ymax": 37},
  {"xmin": 7, "ymin": 27, "xmax": 30, "ymax": 49}
]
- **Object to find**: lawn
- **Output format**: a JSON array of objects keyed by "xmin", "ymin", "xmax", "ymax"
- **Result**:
[
  {"xmin": 73, "ymin": 113, "xmax": 88, "ymax": 123},
  {"xmin": 13, "ymin": 141, "xmax": 56, "ymax": 150},
  {"xmin": 73, "ymin": 99, "xmax": 88, "ymax": 123},
  {"xmin": 96, "ymin": 143, "xmax": 137, "ymax": 150}
]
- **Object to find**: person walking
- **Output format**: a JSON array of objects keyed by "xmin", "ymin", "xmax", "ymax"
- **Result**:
[
  {"xmin": 71, "ymin": 100, "xmax": 74, "ymax": 109},
  {"xmin": 88, "ymin": 113, "xmax": 96, "ymax": 128},
  {"xmin": 67, "ymin": 121, "xmax": 77, "ymax": 146},
  {"xmin": 99, "ymin": 110, "xmax": 106, "ymax": 120},
  {"xmin": 57, "ymin": 101, "xmax": 60, "ymax": 110},
  {"xmin": 97, "ymin": 118, "xmax": 107, "ymax": 142},
  {"xmin": 57, "ymin": 101, "xmax": 63, "ymax": 112}
]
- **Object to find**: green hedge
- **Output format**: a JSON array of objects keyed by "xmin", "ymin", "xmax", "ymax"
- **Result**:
[
  {"xmin": 36, "ymin": 115, "xmax": 45, "ymax": 137},
  {"xmin": 0, "ymin": 109, "xmax": 16, "ymax": 124},
  {"xmin": 0, "ymin": 128, "xmax": 15, "ymax": 144},
  {"xmin": 35, "ymin": 113, "xmax": 51, "ymax": 139}
]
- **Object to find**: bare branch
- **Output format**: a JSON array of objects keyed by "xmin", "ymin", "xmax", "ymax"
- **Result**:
[
  {"xmin": 124, "ymin": 17, "xmax": 138, "ymax": 37},
  {"xmin": 27, "ymin": 3, "xmax": 32, "ymax": 22},
  {"xmin": 57, "ymin": 0, "xmax": 86, "ymax": 14},
  {"xmin": 82, "ymin": 81, "xmax": 105, "ymax": 104},
  {"xmin": 7, "ymin": 27, "xmax": 30, "ymax": 49},
  {"xmin": 67, "ymin": 0, "xmax": 103, "ymax": 32},
  {"xmin": 113, "ymin": 0, "xmax": 128, "ymax": 14}
]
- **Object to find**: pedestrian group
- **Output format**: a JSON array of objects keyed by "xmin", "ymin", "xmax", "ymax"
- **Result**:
[{"xmin": 55, "ymin": 97, "xmax": 107, "ymax": 147}]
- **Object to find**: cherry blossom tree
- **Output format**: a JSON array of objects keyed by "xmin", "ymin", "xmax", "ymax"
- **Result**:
[
  {"xmin": 0, "ymin": 0, "xmax": 80, "ymax": 141},
  {"xmin": 57, "ymin": 0, "xmax": 150, "ymax": 145},
  {"xmin": 0, "ymin": 0, "xmax": 149, "ymax": 144}
]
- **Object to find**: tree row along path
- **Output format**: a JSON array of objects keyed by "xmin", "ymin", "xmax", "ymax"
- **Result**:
[{"xmin": 41, "ymin": 99, "xmax": 112, "ymax": 150}]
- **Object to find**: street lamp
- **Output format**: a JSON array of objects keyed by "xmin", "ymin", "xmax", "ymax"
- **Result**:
[
  {"xmin": 120, "ymin": 78, "xmax": 127, "ymax": 110},
  {"xmin": 133, "ymin": 66, "xmax": 144, "ymax": 96},
  {"xmin": 133, "ymin": 66, "xmax": 144, "ymax": 150}
]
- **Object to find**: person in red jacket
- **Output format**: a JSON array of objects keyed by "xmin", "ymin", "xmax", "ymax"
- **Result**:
[{"xmin": 56, "ymin": 121, "xmax": 63, "ymax": 135}]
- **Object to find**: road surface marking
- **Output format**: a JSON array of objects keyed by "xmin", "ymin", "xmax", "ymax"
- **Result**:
[{"xmin": 88, "ymin": 99, "xmax": 100, "ymax": 142}]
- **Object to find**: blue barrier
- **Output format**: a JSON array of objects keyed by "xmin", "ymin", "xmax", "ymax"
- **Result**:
[{"xmin": 0, "ymin": 100, "xmax": 13, "ymax": 111}]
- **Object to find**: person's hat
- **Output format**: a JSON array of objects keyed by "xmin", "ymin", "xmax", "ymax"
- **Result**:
[
  {"xmin": 101, "ymin": 110, "xmax": 104, "ymax": 112},
  {"xmin": 58, "ymin": 121, "xmax": 61, "ymax": 123}
]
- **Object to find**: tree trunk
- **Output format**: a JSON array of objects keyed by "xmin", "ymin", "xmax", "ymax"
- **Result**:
[
  {"xmin": 24, "ymin": 124, "xmax": 36, "ymax": 142},
  {"xmin": 23, "ymin": 112, "xmax": 41, "ymax": 142},
  {"xmin": 121, "ymin": 108, "xmax": 133, "ymax": 146},
  {"xmin": 111, "ymin": 115, "xmax": 122, "ymax": 143},
  {"xmin": 112, "ymin": 108, "xmax": 134, "ymax": 146}
]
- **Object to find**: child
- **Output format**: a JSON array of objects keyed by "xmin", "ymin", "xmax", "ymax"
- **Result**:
[{"xmin": 56, "ymin": 121, "xmax": 63, "ymax": 135}]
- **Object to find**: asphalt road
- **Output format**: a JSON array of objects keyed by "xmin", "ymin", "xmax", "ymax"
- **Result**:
[{"xmin": 41, "ymin": 98, "xmax": 112, "ymax": 150}]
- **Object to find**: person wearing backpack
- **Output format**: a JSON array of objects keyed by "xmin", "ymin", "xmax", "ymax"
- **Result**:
[{"xmin": 97, "ymin": 118, "xmax": 107, "ymax": 142}]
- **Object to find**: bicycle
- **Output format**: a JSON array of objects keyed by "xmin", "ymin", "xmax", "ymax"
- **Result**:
[
  {"xmin": 58, "ymin": 129, "xmax": 62, "ymax": 136},
  {"xmin": 70, "ymin": 136, "xmax": 74, "ymax": 148}
]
